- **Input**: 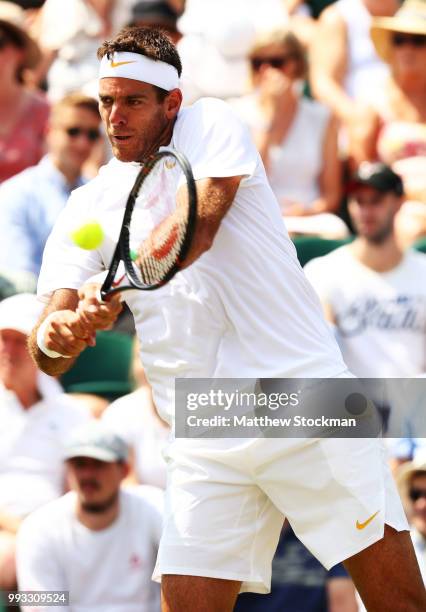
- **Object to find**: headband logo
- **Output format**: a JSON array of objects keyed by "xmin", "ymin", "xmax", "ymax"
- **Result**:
[
  {"xmin": 110, "ymin": 60, "xmax": 137, "ymax": 68},
  {"xmin": 165, "ymin": 159, "xmax": 176, "ymax": 170}
]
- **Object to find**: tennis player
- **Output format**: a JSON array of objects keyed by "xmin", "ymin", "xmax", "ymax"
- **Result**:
[{"xmin": 28, "ymin": 28, "xmax": 426, "ymax": 612}]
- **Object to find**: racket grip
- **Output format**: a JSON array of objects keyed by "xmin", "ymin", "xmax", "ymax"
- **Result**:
[
  {"xmin": 98, "ymin": 285, "xmax": 125, "ymax": 303},
  {"xmin": 97, "ymin": 287, "xmax": 107, "ymax": 304}
]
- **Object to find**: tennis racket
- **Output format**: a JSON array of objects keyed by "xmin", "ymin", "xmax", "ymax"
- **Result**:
[{"xmin": 99, "ymin": 148, "xmax": 197, "ymax": 301}]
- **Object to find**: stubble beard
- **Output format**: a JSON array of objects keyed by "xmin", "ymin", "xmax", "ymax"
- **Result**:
[
  {"xmin": 364, "ymin": 222, "xmax": 394, "ymax": 245},
  {"xmin": 80, "ymin": 490, "xmax": 119, "ymax": 514},
  {"xmin": 112, "ymin": 109, "xmax": 171, "ymax": 163}
]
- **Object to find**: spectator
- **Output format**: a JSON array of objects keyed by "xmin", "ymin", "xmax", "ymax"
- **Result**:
[
  {"xmin": 176, "ymin": 0, "xmax": 313, "ymax": 103},
  {"xmin": 235, "ymin": 523, "xmax": 357, "ymax": 612},
  {"xmin": 17, "ymin": 421, "xmax": 163, "ymax": 611},
  {"xmin": 385, "ymin": 376, "xmax": 426, "ymax": 468},
  {"xmin": 130, "ymin": 1, "xmax": 183, "ymax": 44},
  {"xmin": 102, "ymin": 344, "xmax": 169, "ymax": 488},
  {"xmin": 304, "ymin": 162, "xmax": 426, "ymax": 377},
  {"xmin": 361, "ymin": 0, "xmax": 426, "ymax": 247},
  {"xmin": 0, "ymin": 293, "xmax": 91, "ymax": 591},
  {"xmin": 0, "ymin": 93, "xmax": 102, "ymax": 285},
  {"xmin": 231, "ymin": 28, "xmax": 348, "ymax": 238},
  {"xmin": 0, "ymin": 1, "xmax": 49, "ymax": 183},
  {"xmin": 396, "ymin": 452, "xmax": 426, "ymax": 584},
  {"xmin": 37, "ymin": 0, "xmax": 138, "ymax": 100},
  {"xmin": 310, "ymin": 0, "xmax": 398, "ymax": 164}
]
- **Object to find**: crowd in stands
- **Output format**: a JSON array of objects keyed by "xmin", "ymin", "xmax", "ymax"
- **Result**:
[{"xmin": 0, "ymin": 0, "xmax": 425, "ymax": 610}]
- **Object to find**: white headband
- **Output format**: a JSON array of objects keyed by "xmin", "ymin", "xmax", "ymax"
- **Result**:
[{"xmin": 99, "ymin": 52, "xmax": 179, "ymax": 90}]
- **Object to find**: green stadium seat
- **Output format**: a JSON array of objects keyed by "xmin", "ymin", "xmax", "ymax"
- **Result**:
[
  {"xmin": 292, "ymin": 235, "xmax": 353, "ymax": 267},
  {"xmin": 293, "ymin": 234, "xmax": 426, "ymax": 268},
  {"xmin": 60, "ymin": 330, "xmax": 134, "ymax": 401},
  {"xmin": 413, "ymin": 237, "xmax": 426, "ymax": 254}
]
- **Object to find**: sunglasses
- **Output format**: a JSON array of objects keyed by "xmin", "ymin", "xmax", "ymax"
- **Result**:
[
  {"xmin": 250, "ymin": 56, "xmax": 294, "ymax": 71},
  {"xmin": 409, "ymin": 488, "xmax": 426, "ymax": 502},
  {"xmin": 66, "ymin": 126, "xmax": 101, "ymax": 142},
  {"xmin": 392, "ymin": 33, "xmax": 426, "ymax": 48}
]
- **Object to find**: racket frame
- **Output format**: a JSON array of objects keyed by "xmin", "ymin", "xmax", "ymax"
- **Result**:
[{"xmin": 100, "ymin": 148, "xmax": 197, "ymax": 301}]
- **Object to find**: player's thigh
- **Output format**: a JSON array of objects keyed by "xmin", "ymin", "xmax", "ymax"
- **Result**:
[
  {"xmin": 344, "ymin": 525, "xmax": 426, "ymax": 612},
  {"xmin": 154, "ymin": 443, "xmax": 284, "ymax": 593},
  {"xmin": 161, "ymin": 575, "xmax": 241, "ymax": 612}
]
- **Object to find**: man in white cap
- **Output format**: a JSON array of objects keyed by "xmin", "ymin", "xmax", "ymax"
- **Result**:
[
  {"xmin": 29, "ymin": 27, "xmax": 426, "ymax": 612},
  {"xmin": 0, "ymin": 293, "xmax": 91, "ymax": 591},
  {"xmin": 17, "ymin": 421, "xmax": 163, "ymax": 611}
]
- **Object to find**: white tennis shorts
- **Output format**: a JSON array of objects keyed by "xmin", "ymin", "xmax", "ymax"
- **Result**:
[{"xmin": 153, "ymin": 412, "xmax": 408, "ymax": 594}]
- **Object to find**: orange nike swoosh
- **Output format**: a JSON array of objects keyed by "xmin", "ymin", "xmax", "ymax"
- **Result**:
[
  {"xmin": 356, "ymin": 510, "xmax": 380, "ymax": 530},
  {"xmin": 110, "ymin": 60, "xmax": 137, "ymax": 68}
]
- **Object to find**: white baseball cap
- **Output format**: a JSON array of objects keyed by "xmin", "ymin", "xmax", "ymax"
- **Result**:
[
  {"xmin": 64, "ymin": 422, "xmax": 129, "ymax": 463},
  {"xmin": 0, "ymin": 293, "xmax": 44, "ymax": 336}
]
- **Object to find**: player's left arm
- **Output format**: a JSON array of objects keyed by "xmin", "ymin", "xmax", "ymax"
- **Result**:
[
  {"xmin": 177, "ymin": 174, "xmax": 243, "ymax": 267},
  {"xmin": 78, "ymin": 174, "xmax": 244, "ymax": 312}
]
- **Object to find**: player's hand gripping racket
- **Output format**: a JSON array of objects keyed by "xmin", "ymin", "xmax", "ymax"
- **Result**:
[{"xmin": 99, "ymin": 148, "xmax": 197, "ymax": 302}]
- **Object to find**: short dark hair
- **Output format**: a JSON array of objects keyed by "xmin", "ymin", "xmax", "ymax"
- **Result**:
[{"xmin": 97, "ymin": 27, "xmax": 182, "ymax": 101}]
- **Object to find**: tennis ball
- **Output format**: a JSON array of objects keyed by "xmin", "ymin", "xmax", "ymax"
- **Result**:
[{"xmin": 70, "ymin": 221, "xmax": 104, "ymax": 250}]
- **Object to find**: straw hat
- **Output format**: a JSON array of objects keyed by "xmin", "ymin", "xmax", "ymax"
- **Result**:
[
  {"xmin": 0, "ymin": 1, "xmax": 41, "ymax": 69},
  {"xmin": 371, "ymin": 0, "xmax": 426, "ymax": 64},
  {"xmin": 396, "ymin": 449, "xmax": 426, "ymax": 503}
]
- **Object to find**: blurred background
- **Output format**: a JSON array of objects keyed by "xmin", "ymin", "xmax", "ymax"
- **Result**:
[{"xmin": 0, "ymin": 1, "xmax": 425, "ymax": 610}]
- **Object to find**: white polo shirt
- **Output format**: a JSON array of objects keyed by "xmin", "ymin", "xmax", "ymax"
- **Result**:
[
  {"xmin": 0, "ymin": 375, "xmax": 91, "ymax": 517},
  {"xmin": 17, "ymin": 486, "xmax": 164, "ymax": 612},
  {"xmin": 38, "ymin": 97, "xmax": 347, "ymax": 425},
  {"xmin": 102, "ymin": 389, "xmax": 170, "ymax": 489}
]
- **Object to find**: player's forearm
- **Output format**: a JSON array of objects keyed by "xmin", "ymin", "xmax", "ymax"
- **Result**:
[
  {"xmin": 27, "ymin": 328, "xmax": 77, "ymax": 377},
  {"xmin": 138, "ymin": 209, "xmax": 213, "ymax": 271},
  {"xmin": 28, "ymin": 289, "xmax": 92, "ymax": 376},
  {"xmin": 138, "ymin": 176, "xmax": 242, "ymax": 271},
  {"xmin": 181, "ymin": 176, "xmax": 243, "ymax": 267}
]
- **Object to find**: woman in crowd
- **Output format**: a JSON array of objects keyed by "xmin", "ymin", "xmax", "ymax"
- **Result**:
[
  {"xmin": 0, "ymin": 3, "xmax": 49, "ymax": 183},
  {"xmin": 360, "ymin": 1, "xmax": 426, "ymax": 246},
  {"xmin": 231, "ymin": 28, "xmax": 348, "ymax": 238}
]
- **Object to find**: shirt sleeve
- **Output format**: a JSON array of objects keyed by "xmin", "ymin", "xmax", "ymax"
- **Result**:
[
  {"xmin": 0, "ymin": 180, "xmax": 38, "ymax": 275},
  {"xmin": 37, "ymin": 186, "xmax": 105, "ymax": 301},
  {"xmin": 173, "ymin": 98, "xmax": 259, "ymax": 181},
  {"xmin": 16, "ymin": 511, "xmax": 68, "ymax": 612}
]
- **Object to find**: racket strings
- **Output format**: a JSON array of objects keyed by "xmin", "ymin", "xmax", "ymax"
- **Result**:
[
  {"xmin": 100, "ymin": 148, "xmax": 196, "ymax": 298},
  {"xmin": 129, "ymin": 155, "xmax": 188, "ymax": 285},
  {"xmin": 136, "ymin": 218, "xmax": 187, "ymax": 285}
]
